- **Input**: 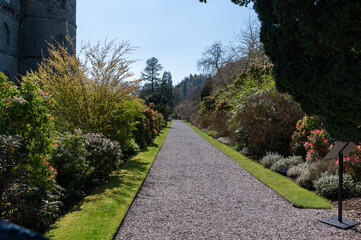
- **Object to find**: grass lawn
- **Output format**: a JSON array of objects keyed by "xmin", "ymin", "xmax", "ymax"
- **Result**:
[
  {"xmin": 45, "ymin": 122, "xmax": 172, "ymax": 240},
  {"xmin": 186, "ymin": 122, "xmax": 333, "ymax": 210}
]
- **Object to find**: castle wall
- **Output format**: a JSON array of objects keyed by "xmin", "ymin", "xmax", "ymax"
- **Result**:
[
  {"xmin": 0, "ymin": 0, "xmax": 20, "ymax": 80},
  {"xmin": 18, "ymin": 0, "xmax": 76, "ymax": 75}
]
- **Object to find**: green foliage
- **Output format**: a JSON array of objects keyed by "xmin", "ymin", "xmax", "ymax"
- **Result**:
[
  {"xmin": 295, "ymin": 169, "xmax": 313, "ymax": 190},
  {"xmin": 207, "ymin": 131, "xmax": 218, "ymax": 138},
  {"xmin": 260, "ymin": 152, "xmax": 283, "ymax": 169},
  {"xmin": 84, "ymin": 133, "xmax": 123, "ymax": 182},
  {"xmin": 29, "ymin": 37, "xmax": 141, "ymax": 136},
  {"xmin": 0, "ymin": 73, "xmax": 62, "ymax": 232},
  {"xmin": 314, "ymin": 174, "xmax": 355, "ymax": 200},
  {"xmin": 270, "ymin": 155, "xmax": 304, "ymax": 173},
  {"xmin": 106, "ymin": 97, "xmax": 144, "ymax": 158},
  {"xmin": 290, "ymin": 116, "xmax": 321, "ymax": 157},
  {"xmin": 251, "ymin": 1, "xmax": 361, "ymax": 142},
  {"xmin": 139, "ymin": 58, "xmax": 174, "ymax": 120},
  {"xmin": 51, "ymin": 132, "xmax": 91, "ymax": 206},
  {"xmin": 287, "ymin": 162, "xmax": 308, "ymax": 178}
]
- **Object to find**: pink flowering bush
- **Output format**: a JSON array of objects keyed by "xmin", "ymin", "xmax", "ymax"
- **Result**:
[
  {"xmin": 143, "ymin": 104, "xmax": 164, "ymax": 144},
  {"xmin": 339, "ymin": 145, "xmax": 361, "ymax": 182},
  {"xmin": 290, "ymin": 116, "xmax": 321, "ymax": 157},
  {"xmin": 304, "ymin": 129, "xmax": 333, "ymax": 162}
]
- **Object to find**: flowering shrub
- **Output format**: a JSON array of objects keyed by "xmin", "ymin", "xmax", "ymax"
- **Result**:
[
  {"xmin": 341, "ymin": 145, "xmax": 361, "ymax": 182},
  {"xmin": 214, "ymin": 96, "xmax": 232, "ymax": 113},
  {"xmin": 51, "ymin": 132, "xmax": 91, "ymax": 206},
  {"xmin": 0, "ymin": 73, "xmax": 62, "ymax": 232},
  {"xmin": 144, "ymin": 105, "xmax": 164, "ymax": 142},
  {"xmin": 304, "ymin": 129, "xmax": 333, "ymax": 162},
  {"xmin": 290, "ymin": 116, "xmax": 321, "ymax": 157},
  {"xmin": 84, "ymin": 133, "xmax": 123, "ymax": 182}
]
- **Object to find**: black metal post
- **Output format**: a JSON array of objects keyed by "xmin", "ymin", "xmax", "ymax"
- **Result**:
[
  {"xmin": 338, "ymin": 152, "xmax": 343, "ymax": 223},
  {"xmin": 320, "ymin": 143, "xmax": 359, "ymax": 229}
]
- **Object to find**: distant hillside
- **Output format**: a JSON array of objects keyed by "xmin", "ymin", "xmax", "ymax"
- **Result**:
[{"xmin": 173, "ymin": 74, "xmax": 207, "ymax": 106}]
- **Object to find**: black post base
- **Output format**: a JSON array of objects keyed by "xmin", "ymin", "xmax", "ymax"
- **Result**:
[{"xmin": 320, "ymin": 216, "xmax": 359, "ymax": 229}]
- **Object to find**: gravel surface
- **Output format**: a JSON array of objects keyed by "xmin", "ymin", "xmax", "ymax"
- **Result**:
[{"xmin": 115, "ymin": 120, "xmax": 360, "ymax": 239}]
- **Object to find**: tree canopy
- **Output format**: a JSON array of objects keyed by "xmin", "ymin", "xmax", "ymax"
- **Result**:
[{"xmin": 200, "ymin": 0, "xmax": 361, "ymax": 143}]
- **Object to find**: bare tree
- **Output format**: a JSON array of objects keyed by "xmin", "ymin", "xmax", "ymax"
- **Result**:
[
  {"xmin": 229, "ymin": 14, "xmax": 268, "ymax": 71},
  {"xmin": 197, "ymin": 41, "xmax": 229, "ymax": 90}
]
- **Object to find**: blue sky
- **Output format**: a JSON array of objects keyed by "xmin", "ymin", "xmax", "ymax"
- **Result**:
[{"xmin": 77, "ymin": 0, "xmax": 255, "ymax": 85}]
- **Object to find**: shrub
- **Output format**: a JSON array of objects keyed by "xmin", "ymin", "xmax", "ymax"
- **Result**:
[
  {"xmin": 106, "ymin": 97, "xmax": 144, "ymax": 157},
  {"xmin": 84, "ymin": 133, "xmax": 123, "ymax": 182},
  {"xmin": 51, "ymin": 132, "xmax": 91, "ymax": 206},
  {"xmin": 260, "ymin": 152, "xmax": 283, "ymax": 169},
  {"xmin": 293, "ymin": 159, "xmax": 338, "ymax": 190},
  {"xmin": 29, "ymin": 38, "xmax": 141, "ymax": 134},
  {"xmin": 290, "ymin": 116, "xmax": 321, "ymax": 157},
  {"xmin": 304, "ymin": 129, "xmax": 333, "ymax": 162},
  {"xmin": 0, "ymin": 74, "xmax": 62, "ymax": 232},
  {"xmin": 270, "ymin": 155, "xmax": 304, "ymax": 173},
  {"xmin": 287, "ymin": 162, "xmax": 308, "ymax": 178},
  {"xmin": 314, "ymin": 174, "xmax": 355, "ymax": 200},
  {"xmin": 354, "ymin": 183, "xmax": 361, "ymax": 197},
  {"xmin": 235, "ymin": 90, "xmax": 302, "ymax": 157},
  {"xmin": 207, "ymin": 131, "xmax": 218, "ymax": 138},
  {"xmin": 342, "ymin": 145, "xmax": 361, "ymax": 182},
  {"xmin": 295, "ymin": 169, "xmax": 314, "ymax": 190}
]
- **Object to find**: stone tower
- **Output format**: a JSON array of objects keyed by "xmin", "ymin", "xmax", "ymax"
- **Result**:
[
  {"xmin": 0, "ymin": 0, "xmax": 21, "ymax": 79},
  {"xmin": 0, "ymin": 0, "xmax": 76, "ymax": 80},
  {"xmin": 18, "ymin": 0, "xmax": 76, "ymax": 76}
]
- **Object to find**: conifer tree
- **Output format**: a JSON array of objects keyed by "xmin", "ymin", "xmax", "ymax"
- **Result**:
[{"xmin": 200, "ymin": 0, "xmax": 361, "ymax": 142}]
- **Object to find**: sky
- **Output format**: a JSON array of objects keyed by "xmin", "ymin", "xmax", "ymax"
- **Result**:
[{"xmin": 76, "ymin": 0, "xmax": 256, "ymax": 85}]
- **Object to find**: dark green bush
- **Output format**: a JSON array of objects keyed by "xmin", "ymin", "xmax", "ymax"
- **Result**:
[
  {"xmin": 314, "ymin": 174, "xmax": 355, "ymax": 200},
  {"xmin": 260, "ymin": 152, "xmax": 283, "ymax": 169},
  {"xmin": 84, "ymin": 133, "xmax": 123, "ymax": 182},
  {"xmin": 51, "ymin": 132, "xmax": 91, "ymax": 206}
]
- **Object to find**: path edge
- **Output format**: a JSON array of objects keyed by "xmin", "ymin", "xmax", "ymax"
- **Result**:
[
  {"xmin": 185, "ymin": 121, "xmax": 333, "ymax": 210},
  {"xmin": 112, "ymin": 121, "xmax": 172, "ymax": 240}
]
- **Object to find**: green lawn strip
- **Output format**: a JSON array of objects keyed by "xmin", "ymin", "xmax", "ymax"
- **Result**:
[
  {"xmin": 186, "ymin": 122, "xmax": 332, "ymax": 209},
  {"xmin": 45, "ymin": 122, "xmax": 172, "ymax": 240}
]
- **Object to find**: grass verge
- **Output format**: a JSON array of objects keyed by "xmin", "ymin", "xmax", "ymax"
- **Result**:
[
  {"xmin": 45, "ymin": 122, "xmax": 172, "ymax": 240},
  {"xmin": 186, "ymin": 122, "xmax": 332, "ymax": 210}
]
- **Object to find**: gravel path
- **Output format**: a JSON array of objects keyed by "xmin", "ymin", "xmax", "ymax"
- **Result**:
[{"xmin": 115, "ymin": 120, "xmax": 360, "ymax": 239}]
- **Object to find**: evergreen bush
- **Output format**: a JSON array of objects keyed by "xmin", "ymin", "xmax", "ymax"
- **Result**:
[
  {"xmin": 270, "ymin": 156, "xmax": 304, "ymax": 173},
  {"xmin": 260, "ymin": 152, "xmax": 283, "ymax": 169},
  {"xmin": 314, "ymin": 174, "xmax": 355, "ymax": 200},
  {"xmin": 84, "ymin": 133, "xmax": 123, "ymax": 182},
  {"xmin": 287, "ymin": 162, "xmax": 308, "ymax": 178}
]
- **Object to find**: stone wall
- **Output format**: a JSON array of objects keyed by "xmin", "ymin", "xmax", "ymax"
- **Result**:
[
  {"xmin": 0, "ymin": 0, "xmax": 20, "ymax": 80},
  {"xmin": 0, "ymin": 0, "xmax": 76, "ymax": 80}
]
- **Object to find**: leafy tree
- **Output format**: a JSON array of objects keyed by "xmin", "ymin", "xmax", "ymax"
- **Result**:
[
  {"xmin": 201, "ymin": 0, "xmax": 361, "ymax": 142},
  {"xmin": 141, "ymin": 57, "xmax": 163, "ymax": 93}
]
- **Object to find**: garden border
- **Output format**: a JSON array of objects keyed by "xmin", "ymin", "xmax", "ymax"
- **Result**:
[{"xmin": 45, "ymin": 121, "xmax": 172, "ymax": 240}]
